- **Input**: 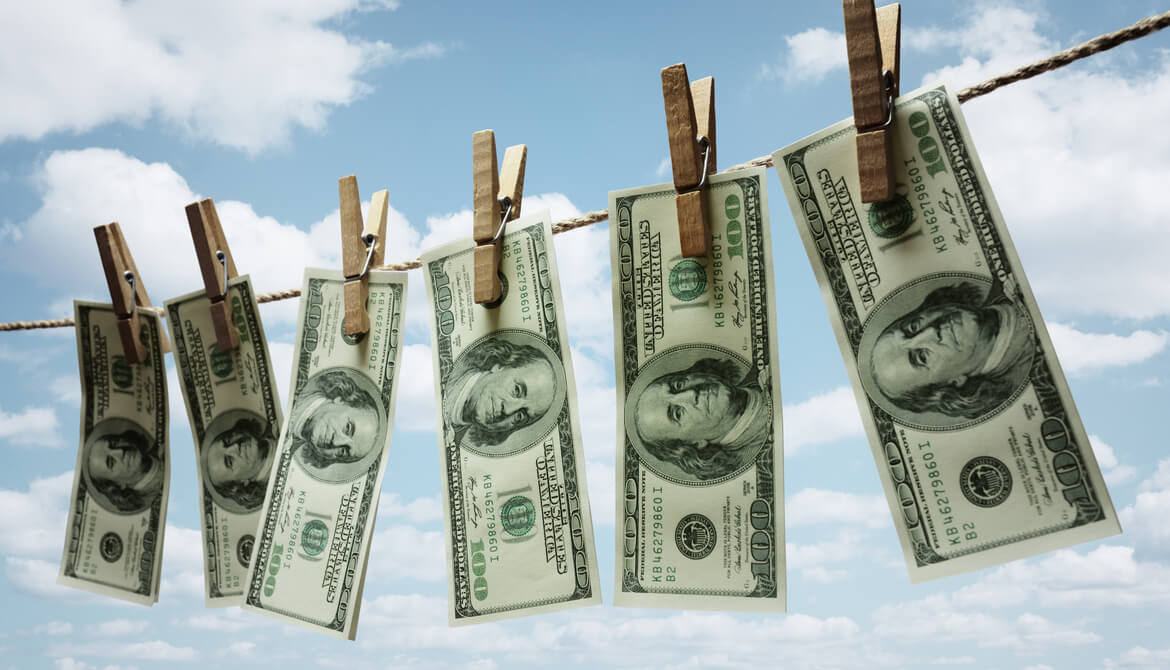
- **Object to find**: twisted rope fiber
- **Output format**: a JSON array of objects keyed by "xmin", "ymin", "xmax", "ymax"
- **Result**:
[{"xmin": 5, "ymin": 9, "xmax": 1168, "ymax": 332}]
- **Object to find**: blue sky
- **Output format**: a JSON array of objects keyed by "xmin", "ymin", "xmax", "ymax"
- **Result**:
[{"xmin": 1, "ymin": 1, "xmax": 1169, "ymax": 668}]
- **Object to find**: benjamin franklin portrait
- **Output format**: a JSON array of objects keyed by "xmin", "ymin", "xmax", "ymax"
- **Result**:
[
  {"xmin": 441, "ymin": 330, "xmax": 566, "ymax": 456},
  {"xmin": 858, "ymin": 274, "xmax": 1034, "ymax": 429},
  {"xmin": 83, "ymin": 418, "xmax": 165, "ymax": 514},
  {"xmin": 288, "ymin": 367, "xmax": 387, "ymax": 482},
  {"xmin": 200, "ymin": 410, "xmax": 277, "ymax": 514},
  {"xmin": 625, "ymin": 346, "xmax": 772, "ymax": 483}
]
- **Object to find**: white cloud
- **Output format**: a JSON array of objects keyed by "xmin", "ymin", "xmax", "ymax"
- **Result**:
[
  {"xmin": 655, "ymin": 156, "xmax": 671, "ymax": 179},
  {"xmin": 0, "ymin": 471, "xmax": 74, "ymax": 558},
  {"xmin": 786, "ymin": 488, "xmax": 890, "ymax": 530},
  {"xmin": 784, "ymin": 386, "xmax": 864, "ymax": 455},
  {"xmin": 1048, "ymin": 324, "xmax": 1168, "ymax": 376},
  {"xmin": 0, "ymin": 2, "xmax": 442, "ymax": 152},
  {"xmin": 1105, "ymin": 646, "xmax": 1170, "ymax": 669},
  {"xmin": 763, "ymin": 28, "xmax": 847, "ymax": 84},
  {"xmin": 5, "ymin": 148, "xmax": 415, "ymax": 328},
  {"xmin": 367, "ymin": 524, "xmax": 446, "ymax": 583},
  {"xmin": 872, "ymin": 595, "xmax": 1101, "ymax": 654},
  {"xmin": 6, "ymin": 557, "xmax": 82, "ymax": 600},
  {"xmin": 1119, "ymin": 490, "xmax": 1170, "ymax": 560},
  {"xmin": 85, "ymin": 620, "xmax": 149, "ymax": 637},
  {"xmin": 0, "ymin": 404, "xmax": 62, "ymax": 448},
  {"xmin": 35, "ymin": 621, "xmax": 73, "ymax": 636},
  {"xmin": 1138, "ymin": 458, "xmax": 1170, "ymax": 493},
  {"xmin": 50, "ymin": 640, "xmax": 196, "ymax": 662},
  {"xmin": 160, "ymin": 525, "xmax": 206, "ymax": 601},
  {"xmin": 915, "ymin": 11, "xmax": 1170, "ymax": 319},
  {"xmin": 50, "ymin": 376, "xmax": 82, "ymax": 406},
  {"xmin": 182, "ymin": 607, "xmax": 269, "ymax": 633},
  {"xmin": 377, "ymin": 493, "xmax": 442, "ymax": 524},
  {"xmin": 394, "ymin": 343, "xmax": 438, "ymax": 433},
  {"xmin": 1089, "ymin": 435, "xmax": 1138, "ymax": 487}
]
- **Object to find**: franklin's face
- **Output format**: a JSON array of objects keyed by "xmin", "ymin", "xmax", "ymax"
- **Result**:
[
  {"xmin": 88, "ymin": 435, "xmax": 148, "ymax": 486},
  {"xmin": 872, "ymin": 303, "xmax": 994, "ymax": 398},
  {"xmin": 464, "ymin": 359, "xmax": 555, "ymax": 431},
  {"xmin": 302, "ymin": 401, "xmax": 380, "ymax": 465},
  {"xmin": 207, "ymin": 428, "xmax": 269, "ymax": 487},
  {"xmin": 635, "ymin": 369, "xmax": 741, "ymax": 447}
]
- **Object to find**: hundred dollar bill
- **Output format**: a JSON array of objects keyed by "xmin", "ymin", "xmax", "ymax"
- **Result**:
[
  {"xmin": 609, "ymin": 167, "xmax": 785, "ymax": 611},
  {"xmin": 166, "ymin": 276, "xmax": 281, "ymax": 607},
  {"xmin": 59, "ymin": 301, "xmax": 169, "ymax": 605},
  {"xmin": 423, "ymin": 211, "xmax": 601, "ymax": 625},
  {"xmin": 242, "ymin": 268, "xmax": 406, "ymax": 639},
  {"xmin": 774, "ymin": 84, "xmax": 1120, "ymax": 581}
]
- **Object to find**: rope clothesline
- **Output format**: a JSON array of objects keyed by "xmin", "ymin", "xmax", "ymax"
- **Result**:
[{"xmin": 3, "ymin": 8, "xmax": 1168, "ymax": 334}]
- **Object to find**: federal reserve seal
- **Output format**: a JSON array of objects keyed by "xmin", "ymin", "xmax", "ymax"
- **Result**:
[
  {"xmin": 237, "ymin": 534, "xmax": 254, "ymax": 566},
  {"xmin": 301, "ymin": 520, "xmax": 330, "ymax": 557},
  {"xmin": 668, "ymin": 259, "xmax": 707, "ymax": 301},
  {"xmin": 500, "ymin": 495, "xmax": 537, "ymax": 537},
  {"xmin": 960, "ymin": 456, "xmax": 1013, "ymax": 508},
  {"xmin": 99, "ymin": 532, "xmax": 123, "ymax": 562},
  {"xmin": 675, "ymin": 514, "xmax": 717, "ymax": 560}
]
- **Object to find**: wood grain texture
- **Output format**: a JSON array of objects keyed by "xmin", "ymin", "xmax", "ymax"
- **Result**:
[
  {"xmin": 675, "ymin": 189, "xmax": 710, "ymax": 258},
  {"xmin": 661, "ymin": 63, "xmax": 701, "ymax": 190},
  {"xmin": 94, "ymin": 222, "xmax": 151, "ymax": 362},
  {"xmin": 856, "ymin": 128, "xmax": 895, "ymax": 202},
  {"xmin": 691, "ymin": 77, "xmax": 716, "ymax": 174},
  {"xmin": 186, "ymin": 198, "xmax": 240, "ymax": 351},
  {"xmin": 367, "ymin": 189, "xmax": 389, "ymax": 267},
  {"xmin": 473, "ymin": 130, "xmax": 500, "ymax": 243},
  {"xmin": 843, "ymin": 0, "xmax": 886, "ymax": 128},
  {"xmin": 499, "ymin": 144, "xmax": 527, "ymax": 221},
  {"xmin": 876, "ymin": 3, "xmax": 901, "ymax": 96},
  {"xmin": 343, "ymin": 280, "xmax": 370, "ymax": 335},
  {"xmin": 473, "ymin": 242, "xmax": 502, "ymax": 304},
  {"xmin": 339, "ymin": 175, "xmax": 365, "ymax": 277}
]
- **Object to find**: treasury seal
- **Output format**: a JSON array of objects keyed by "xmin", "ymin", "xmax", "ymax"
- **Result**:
[
  {"xmin": 237, "ymin": 534, "xmax": 254, "ymax": 566},
  {"xmin": 675, "ymin": 514, "xmax": 717, "ymax": 560},
  {"xmin": 99, "ymin": 532, "xmax": 123, "ymax": 562},
  {"xmin": 960, "ymin": 456, "xmax": 1013, "ymax": 508}
]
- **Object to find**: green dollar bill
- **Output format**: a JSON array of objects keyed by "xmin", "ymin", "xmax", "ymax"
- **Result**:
[
  {"xmin": 774, "ymin": 84, "xmax": 1120, "ymax": 581},
  {"xmin": 423, "ymin": 211, "xmax": 601, "ymax": 625},
  {"xmin": 609, "ymin": 168, "xmax": 785, "ymax": 611},
  {"xmin": 59, "ymin": 301, "xmax": 169, "ymax": 605},
  {"xmin": 166, "ymin": 276, "xmax": 282, "ymax": 607},
  {"xmin": 242, "ymin": 268, "xmax": 406, "ymax": 639}
]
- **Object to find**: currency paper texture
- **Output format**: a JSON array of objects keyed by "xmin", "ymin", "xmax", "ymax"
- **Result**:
[
  {"xmin": 609, "ymin": 167, "xmax": 785, "ymax": 611},
  {"xmin": 166, "ymin": 276, "xmax": 281, "ymax": 606},
  {"xmin": 242, "ymin": 268, "xmax": 406, "ymax": 639},
  {"xmin": 774, "ymin": 84, "xmax": 1120, "ymax": 581},
  {"xmin": 59, "ymin": 301, "xmax": 169, "ymax": 605},
  {"xmin": 423, "ymin": 211, "xmax": 601, "ymax": 625}
]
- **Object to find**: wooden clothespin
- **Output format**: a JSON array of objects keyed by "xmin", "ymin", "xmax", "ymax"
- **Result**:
[
  {"xmin": 185, "ymin": 198, "xmax": 239, "ymax": 352},
  {"xmin": 662, "ymin": 64, "xmax": 716, "ymax": 258},
  {"xmin": 339, "ymin": 176, "xmax": 389, "ymax": 336},
  {"xmin": 844, "ymin": 0, "xmax": 902, "ymax": 203},
  {"xmin": 94, "ymin": 222, "xmax": 169, "ymax": 364},
  {"xmin": 472, "ymin": 129, "xmax": 527, "ymax": 304}
]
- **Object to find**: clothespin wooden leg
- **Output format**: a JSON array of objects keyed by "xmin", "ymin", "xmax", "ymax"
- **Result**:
[
  {"xmin": 95, "ymin": 222, "xmax": 165, "ymax": 363},
  {"xmin": 662, "ymin": 64, "xmax": 716, "ymax": 258},
  {"xmin": 844, "ymin": 1, "xmax": 901, "ymax": 203},
  {"xmin": 186, "ymin": 198, "xmax": 239, "ymax": 352},
  {"xmin": 338, "ymin": 177, "xmax": 389, "ymax": 336},
  {"xmin": 472, "ymin": 130, "xmax": 502, "ymax": 304}
]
